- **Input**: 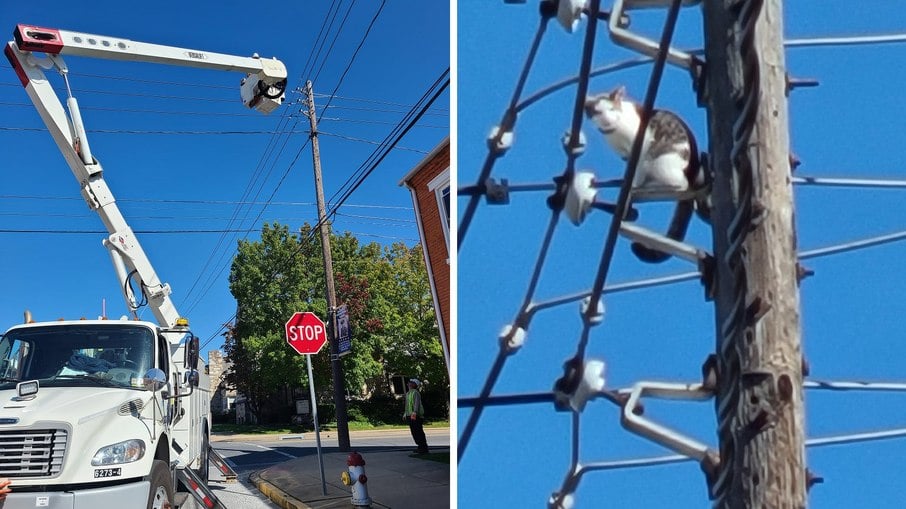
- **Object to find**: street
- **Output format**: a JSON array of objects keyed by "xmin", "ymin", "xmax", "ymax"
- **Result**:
[{"xmin": 184, "ymin": 428, "xmax": 451, "ymax": 508}]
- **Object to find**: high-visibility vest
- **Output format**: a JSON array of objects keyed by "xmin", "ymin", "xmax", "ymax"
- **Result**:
[{"xmin": 405, "ymin": 389, "xmax": 424, "ymax": 418}]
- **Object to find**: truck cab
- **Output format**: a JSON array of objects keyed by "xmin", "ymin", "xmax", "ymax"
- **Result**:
[{"xmin": 0, "ymin": 319, "xmax": 208, "ymax": 508}]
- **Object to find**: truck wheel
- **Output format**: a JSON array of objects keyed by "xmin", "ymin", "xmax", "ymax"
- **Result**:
[{"xmin": 147, "ymin": 460, "xmax": 173, "ymax": 509}]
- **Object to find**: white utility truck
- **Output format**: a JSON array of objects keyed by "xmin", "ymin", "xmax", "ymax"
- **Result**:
[{"xmin": 2, "ymin": 24, "xmax": 286, "ymax": 509}]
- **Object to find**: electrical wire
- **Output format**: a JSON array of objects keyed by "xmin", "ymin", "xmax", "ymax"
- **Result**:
[
  {"xmin": 312, "ymin": 91, "xmax": 450, "ymax": 112},
  {"xmin": 319, "ymin": 104, "xmax": 450, "ymax": 117},
  {"xmin": 529, "ymin": 426, "xmax": 906, "ymax": 476},
  {"xmin": 317, "ymin": 69, "xmax": 449, "ymax": 236},
  {"xmin": 311, "ymin": 0, "xmax": 357, "ymax": 85},
  {"xmin": 316, "ymin": 0, "xmax": 387, "ymax": 124},
  {"xmin": 0, "ymin": 194, "xmax": 411, "ymax": 209}
]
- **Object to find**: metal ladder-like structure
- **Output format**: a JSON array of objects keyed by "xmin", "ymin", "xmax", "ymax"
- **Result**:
[
  {"xmin": 176, "ymin": 466, "xmax": 225, "ymax": 509},
  {"xmin": 209, "ymin": 447, "xmax": 238, "ymax": 483},
  {"xmin": 175, "ymin": 446, "xmax": 238, "ymax": 509}
]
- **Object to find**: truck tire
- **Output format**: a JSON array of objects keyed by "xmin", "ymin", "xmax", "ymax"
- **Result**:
[{"xmin": 147, "ymin": 460, "xmax": 173, "ymax": 509}]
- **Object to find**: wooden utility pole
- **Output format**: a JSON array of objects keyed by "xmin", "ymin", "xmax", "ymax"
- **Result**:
[
  {"xmin": 304, "ymin": 80, "xmax": 350, "ymax": 452},
  {"xmin": 700, "ymin": 0, "xmax": 806, "ymax": 506}
]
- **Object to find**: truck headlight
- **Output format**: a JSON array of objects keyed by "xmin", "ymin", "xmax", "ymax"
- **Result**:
[{"xmin": 91, "ymin": 439, "xmax": 145, "ymax": 466}]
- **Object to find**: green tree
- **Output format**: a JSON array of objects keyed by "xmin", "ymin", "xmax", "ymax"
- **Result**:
[{"xmin": 222, "ymin": 221, "xmax": 448, "ymax": 423}]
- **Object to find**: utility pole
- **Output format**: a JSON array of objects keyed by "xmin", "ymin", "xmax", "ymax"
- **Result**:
[
  {"xmin": 304, "ymin": 80, "xmax": 350, "ymax": 452},
  {"xmin": 700, "ymin": 0, "xmax": 806, "ymax": 506}
]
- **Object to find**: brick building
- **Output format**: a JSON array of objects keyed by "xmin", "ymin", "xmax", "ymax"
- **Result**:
[{"xmin": 399, "ymin": 137, "xmax": 450, "ymax": 375}]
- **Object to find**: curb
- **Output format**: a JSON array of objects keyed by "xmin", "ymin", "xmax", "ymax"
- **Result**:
[{"xmin": 249, "ymin": 471, "xmax": 311, "ymax": 509}]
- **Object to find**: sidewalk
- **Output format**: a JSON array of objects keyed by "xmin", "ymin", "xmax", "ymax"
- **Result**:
[{"xmin": 220, "ymin": 429, "xmax": 450, "ymax": 509}]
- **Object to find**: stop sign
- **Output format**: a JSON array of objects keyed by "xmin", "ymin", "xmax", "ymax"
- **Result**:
[{"xmin": 285, "ymin": 312, "xmax": 328, "ymax": 355}]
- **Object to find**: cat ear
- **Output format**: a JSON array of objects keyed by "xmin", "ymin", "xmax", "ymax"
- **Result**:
[{"xmin": 610, "ymin": 86, "xmax": 626, "ymax": 108}]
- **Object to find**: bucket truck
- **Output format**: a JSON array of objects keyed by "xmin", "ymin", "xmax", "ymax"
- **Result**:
[{"xmin": 2, "ymin": 24, "xmax": 287, "ymax": 509}]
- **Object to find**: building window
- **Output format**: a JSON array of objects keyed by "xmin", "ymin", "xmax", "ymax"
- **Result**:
[
  {"xmin": 428, "ymin": 168, "xmax": 450, "ymax": 251},
  {"xmin": 391, "ymin": 375, "xmax": 407, "ymax": 395}
]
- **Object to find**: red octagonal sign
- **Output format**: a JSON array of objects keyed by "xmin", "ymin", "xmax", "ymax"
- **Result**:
[{"xmin": 285, "ymin": 312, "xmax": 327, "ymax": 355}]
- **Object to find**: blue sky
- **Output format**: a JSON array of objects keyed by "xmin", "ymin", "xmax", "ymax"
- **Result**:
[
  {"xmin": 458, "ymin": 1, "xmax": 906, "ymax": 507},
  {"xmin": 0, "ymin": 2, "xmax": 449, "ymax": 364}
]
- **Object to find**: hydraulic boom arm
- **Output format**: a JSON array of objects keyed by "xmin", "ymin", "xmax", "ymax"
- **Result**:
[{"xmin": 5, "ymin": 24, "xmax": 286, "ymax": 334}]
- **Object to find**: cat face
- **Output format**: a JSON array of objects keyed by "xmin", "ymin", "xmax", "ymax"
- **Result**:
[{"xmin": 584, "ymin": 86, "xmax": 632, "ymax": 135}]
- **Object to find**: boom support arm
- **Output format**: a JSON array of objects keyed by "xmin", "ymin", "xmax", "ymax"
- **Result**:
[
  {"xmin": 5, "ymin": 24, "xmax": 286, "ymax": 333},
  {"xmin": 13, "ymin": 24, "xmax": 287, "ymax": 113}
]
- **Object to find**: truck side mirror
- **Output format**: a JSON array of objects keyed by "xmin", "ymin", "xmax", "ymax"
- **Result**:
[
  {"xmin": 142, "ymin": 368, "xmax": 168, "ymax": 392},
  {"xmin": 185, "ymin": 335, "xmax": 199, "ymax": 371}
]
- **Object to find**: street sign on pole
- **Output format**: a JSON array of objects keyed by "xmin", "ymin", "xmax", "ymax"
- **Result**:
[
  {"xmin": 285, "ymin": 312, "xmax": 328, "ymax": 355},
  {"xmin": 285, "ymin": 312, "xmax": 328, "ymax": 495},
  {"xmin": 336, "ymin": 304, "xmax": 352, "ymax": 357}
]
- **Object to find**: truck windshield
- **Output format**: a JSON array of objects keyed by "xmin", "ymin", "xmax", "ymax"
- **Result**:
[{"xmin": 0, "ymin": 324, "xmax": 154, "ymax": 390}]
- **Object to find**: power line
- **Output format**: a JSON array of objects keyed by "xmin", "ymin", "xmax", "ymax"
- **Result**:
[
  {"xmin": 512, "ymin": 227, "xmax": 906, "ymax": 316},
  {"xmin": 318, "ymin": 131, "xmax": 429, "ymax": 153},
  {"xmin": 299, "ymin": 0, "xmax": 342, "ymax": 80},
  {"xmin": 334, "ymin": 211, "xmax": 416, "ymax": 223},
  {"xmin": 312, "ymin": 92, "xmax": 449, "ymax": 112},
  {"xmin": 531, "ymin": 426, "xmax": 906, "ymax": 476},
  {"xmin": 0, "ymin": 228, "xmax": 259, "ymax": 234},
  {"xmin": 319, "ymin": 68, "xmax": 449, "ymax": 234},
  {"xmin": 318, "ymin": 116, "xmax": 448, "ymax": 129},
  {"xmin": 0, "ymin": 126, "xmax": 300, "ymax": 135},
  {"xmin": 459, "ymin": 174, "xmax": 906, "ymax": 195},
  {"xmin": 311, "ymin": 0, "xmax": 357, "ymax": 85},
  {"xmin": 320, "ymin": 104, "xmax": 449, "ymax": 117},
  {"xmin": 459, "ymin": 379, "xmax": 906, "ymax": 408},
  {"xmin": 0, "ymin": 194, "xmax": 412, "ymax": 209},
  {"xmin": 316, "ymin": 0, "xmax": 387, "ymax": 124}
]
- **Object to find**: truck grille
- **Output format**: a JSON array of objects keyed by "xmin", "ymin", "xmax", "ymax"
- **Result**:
[{"xmin": 0, "ymin": 429, "xmax": 68, "ymax": 477}]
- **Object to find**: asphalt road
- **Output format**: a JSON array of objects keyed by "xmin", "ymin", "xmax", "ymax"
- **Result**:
[{"xmin": 180, "ymin": 428, "xmax": 450, "ymax": 509}]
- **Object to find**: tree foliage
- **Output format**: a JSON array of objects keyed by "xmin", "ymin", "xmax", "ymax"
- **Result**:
[{"xmin": 222, "ymin": 222, "xmax": 447, "ymax": 422}]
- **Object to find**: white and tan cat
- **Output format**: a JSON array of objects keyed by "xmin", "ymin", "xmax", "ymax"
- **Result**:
[{"xmin": 585, "ymin": 86, "xmax": 708, "ymax": 263}]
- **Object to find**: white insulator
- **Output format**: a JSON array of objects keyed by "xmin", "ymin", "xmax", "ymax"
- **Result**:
[
  {"xmin": 498, "ymin": 325, "xmax": 526, "ymax": 352},
  {"xmin": 565, "ymin": 172, "xmax": 597, "ymax": 226},
  {"xmin": 557, "ymin": 0, "xmax": 587, "ymax": 33}
]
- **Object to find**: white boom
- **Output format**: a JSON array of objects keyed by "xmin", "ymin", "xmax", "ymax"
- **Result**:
[{"xmin": 4, "ymin": 23, "xmax": 287, "ymax": 335}]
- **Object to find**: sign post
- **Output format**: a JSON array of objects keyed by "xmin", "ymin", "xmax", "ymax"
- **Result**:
[{"xmin": 285, "ymin": 312, "xmax": 328, "ymax": 495}]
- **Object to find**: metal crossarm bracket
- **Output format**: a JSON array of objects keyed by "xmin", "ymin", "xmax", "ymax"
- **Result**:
[
  {"xmin": 620, "ymin": 381, "xmax": 714, "ymax": 461},
  {"xmin": 629, "ymin": 185, "xmax": 706, "ymax": 203},
  {"xmin": 618, "ymin": 222, "xmax": 709, "ymax": 265},
  {"xmin": 608, "ymin": 0, "xmax": 701, "ymax": 70},
  {"xmin": 485, "ymin": 178, "xmax": 511, "ymax": 205}
]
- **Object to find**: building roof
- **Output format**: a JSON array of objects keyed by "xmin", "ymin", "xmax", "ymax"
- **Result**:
[{"xmin": 398, "ymin": 136, "xmax": 450, "ymax": 186}]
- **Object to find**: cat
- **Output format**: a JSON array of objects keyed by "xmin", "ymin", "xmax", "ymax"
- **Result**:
[{"xmin": 584, "ymin": 86, "xmax": 708, "ymax": 263}]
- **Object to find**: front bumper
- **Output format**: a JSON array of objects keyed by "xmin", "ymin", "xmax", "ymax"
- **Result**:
[{"xmin": 1, "ymin": 480, "xmax": 150, "ymax": 509}]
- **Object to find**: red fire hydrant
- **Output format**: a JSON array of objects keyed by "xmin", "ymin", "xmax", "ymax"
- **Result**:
[{"xmin": 340, "ymin": 451, "xmax": 372, "ymax": 507}]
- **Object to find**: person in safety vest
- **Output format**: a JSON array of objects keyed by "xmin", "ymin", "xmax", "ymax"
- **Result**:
[{"xmin": 403, "ymin": 378, "xmax": 429, "ymax": 454}]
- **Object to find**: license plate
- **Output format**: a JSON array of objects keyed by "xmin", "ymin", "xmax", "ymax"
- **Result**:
[{"xmin": 94, "ymin": 468, "xmax": 122, "ymax": 478}]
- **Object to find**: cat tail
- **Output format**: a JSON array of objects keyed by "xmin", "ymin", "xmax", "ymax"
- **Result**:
[{"xmin": 630, "ymin": 198, "xmax": 694, "ymax": 263}]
